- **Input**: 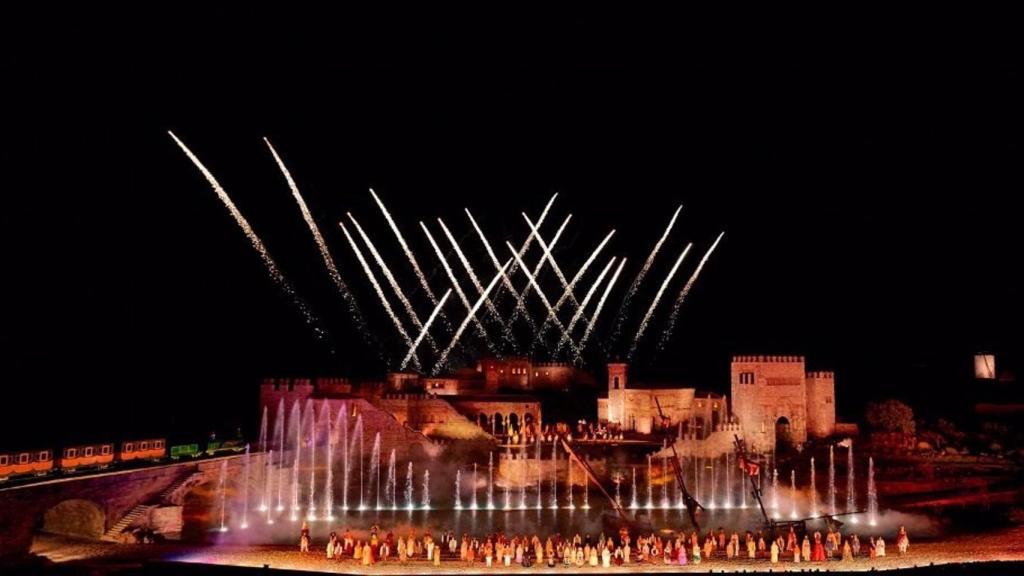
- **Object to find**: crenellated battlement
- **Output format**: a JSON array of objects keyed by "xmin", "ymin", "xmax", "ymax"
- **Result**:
[
  {"xmin": 732, "ymin": 355, "xmax": 806, "ymax": 363},
  {"xmin": 261, "ymin": 377, "xmax": 313, "ymax": 391},
  {"xmin": 806, "ymin": 371, "xmax": 834, "ymax": 379}
]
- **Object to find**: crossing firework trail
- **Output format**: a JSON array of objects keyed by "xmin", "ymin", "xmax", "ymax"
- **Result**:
[
  {"xmin": 505, "ymin": 242, "xmax": 584, "ymax": 358},
  {"xmin": 434, "ymin": 261, "xmax": 511, "ymax": 374},
  {"xmin": 465, "ymin": 208, "xmax": 538, "ymax": 344},
  {"xmin": 401, "ymin": 289, "xmax": 452, "ymax": 370},
  {"xmin": 339, "ymin": 221, "xmax": 422, "ymax": 371},
  {"xmin": 437, "ymin": 218, "xmax": 507, "ymax": 330},
  {"xmin": 495, "ymin": 193, "xmax": 558, "ymax": 306},
  {"xmin": 530, "ymin": 225, "xmax": 616, "ymax": 352},
  {"xmin": 521, "ymin": 214, "xmax": 584, "ymax": 312},
  {"xmin": 579, "ymin": 258, "xmax": 628, "ymax": 351},
  {"xmin": 610, "ymin": 205, "xmax": 682, "ymax": 347},
  {"xmin": 421, "ymin": 221, "xmax": 495, "ymax": 352},
  {"xmin": 168, "ymin": 132, "xmax": 330, "ymax": 344},
  {"xmin": 347, "ymin": 213, "xmax": 440, "ymax": 356},
  {"xmin": 627, "ymin": 244, "xmax": 693, "ymax": 360},
  {"xmin": 370, "ymin": 189, "xmax": 451, "ymax": 332},
  {"xmin": 505, "ymin": 214, "xmax": 573, "ymax": 338},
  {"xmin": 554, "ymin": 256, "xmax": 618, "ymax": 357},
  {"xmin": 658, "ymin": 232, "xmax": 724, "ymax": 350}
]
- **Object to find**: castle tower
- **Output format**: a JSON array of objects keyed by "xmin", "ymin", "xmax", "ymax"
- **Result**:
[
  {"xmin": 804, "ymin": 371, "xmax": 836, "ymax": 438},
  {"xmin": 607, "ymin": 362, "xmax": 628, "ymax": 425},
  {"xmin": 730, "ymin": 355, "xmax": 808, "ymax": 450}
]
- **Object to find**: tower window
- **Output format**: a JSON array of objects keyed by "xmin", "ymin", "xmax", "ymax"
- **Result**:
[
  {"xmin": 740, "ymin": 372, "xmax": 755, "ymax": 384},
  {"xmin": 613, "ymin": 377, "xmax": 619, "ymax": 389}
]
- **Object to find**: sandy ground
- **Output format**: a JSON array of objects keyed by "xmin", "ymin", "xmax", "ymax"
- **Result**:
[{"xmin": 30, "ymin": 525, "xmax": 1024, "ymax": 573}]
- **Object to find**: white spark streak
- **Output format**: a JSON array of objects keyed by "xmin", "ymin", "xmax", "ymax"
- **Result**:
[
  {"xmin": 554, "ymin": 256, "xmax": 617, "ymax": 356},
  {"xmin": 421, "ymin": 221, "xmax": 494, "ymax": 352},
  {"xmin": 339, "ymin": 221, "xmax": 421, "ymax": 371},
  {"xmin": 505, "ymin": 243, "xmax": 584, "ymax": 358},
  {"xmin": 505, "ymin": 214, "xmax": 573, "ymax": 335},
  {"xmin": 465, "ymin": 208, "xmax": 538, "ymax": 342},
  {"xmin": 437, "ymin": 218, "xmax": 506, "ymax": 330},
  {"xmin": 530, "ymin": 224, "xmax": 616, "ymax": 351},
  {"xmin": 401, "ymin": 289, "xmax": 452, "ymax": 370},
  {"xmin": 347, "ymin": 213, "xmax": 439, "ymax": 355},
  {"xmin": 168, "ymin": 132, "xmax": 328, "ymax": 340},
  {"xmin": 370, "ymin": 189, "xmax": 449, "ymax": 328},
  {"xmin": 610, "ymin": 205, "xmax": 682, "ymax": 343},
  {"xmin": 658, "ymin": 232, "xmax": 725, "ymax": 350},
  {"xmin": 496, "ymin": 193, "xmax": 558, "ymax": 304},
  {"xmin": 578, "ymin": 258, "xmax": 628, "ymax": 351},
  {"xmin": 627, "ymin": 243, "xmax": 693, "ymax": 360},
  {"xmin": 433, "ymin": 261, "xmax": 511, "ymax": 374}
]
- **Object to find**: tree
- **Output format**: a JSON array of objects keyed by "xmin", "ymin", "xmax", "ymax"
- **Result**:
[{"xmin": 865, "ymin": 399, "xmax": 915, "ymax": 435}]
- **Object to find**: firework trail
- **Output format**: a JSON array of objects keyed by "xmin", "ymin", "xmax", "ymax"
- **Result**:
[
  {"xmin": 339, "ymin": 221, "xmax": 421, "ymax": 371},
  {"xmin": 578, "ymin": 258, "xmax": 627, "ymax": 351},
  {"xmin": 346, "ymin": 213, "xmax": 440, "ymax": 356},
  {"xmin": 505, "ymin": 242, "xmax": 584, "ymax": 358},
  {"xmin": 494, "ymin": 193, "xmax": 558, "ymax": 305},
  {"xmin": 370, "ymin": 189, "xmax": 451, "ymax": 332},
  {"xmin": 627, "ymin": 244, "xmax": 693, "ymax": 360},
  {"xmin": 401, "ymin": 289, "xmax": 452, "ymax": 370},
  {"xmin": 168, "ymin": 132, "xmax": 329, "ymax": 343},
  {"xmin": 530, "ymin": 226, "xmax": 616, "ymax": 352},
  {"xmin": 437, "ymin": 218, "xmax": 507, "ymax": 330},
  {"xmin": 421, "ymin": 221, "xmax": 495, "ymax": 352},
  {"xmin": 434, "ymin": 261, "xmax": 511, "ymax": 374},
  {"xmin": 554, "ymin": 256, "xmax": 617, "ymax": 356},
  {"xmin": 521, "ymin": 214, "xmax": 584, "ymax": 311},
  {"xmin": 657, "ymin": 232, "xmax": 724, "ymax": 351},
  {"xmin": 505, "ymin": 214, "xmax": 573, "ymax": 338},
  {"xmin": 610, "ymin": 205, "xmax": 682, "ymax": 346},
  {"xmin": 465, "ymin": 208, "xmax": 538, "ymax": 343}
]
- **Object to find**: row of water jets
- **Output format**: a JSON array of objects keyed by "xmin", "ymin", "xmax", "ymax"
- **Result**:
[{"xmin": 216, "ymin": 400, "xmax": 879, "ymax": 531}]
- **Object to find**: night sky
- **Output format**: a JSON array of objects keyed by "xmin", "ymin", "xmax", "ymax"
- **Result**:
[{"xmin": 2, "ymin": 15, "xmax": 1021, "ymax": 448}]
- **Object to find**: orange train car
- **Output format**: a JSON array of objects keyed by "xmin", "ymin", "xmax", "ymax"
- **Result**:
[
  {"xmin": 119, "ymin": 438, "xmax": 166, "ymax": 462},
  {"xmin": 60, "ymin": 443, "xmax": 114, "ymax": 471},
  {"xmin": 0, "ymin": 449, "xmax": 54, "ymax": 480}
]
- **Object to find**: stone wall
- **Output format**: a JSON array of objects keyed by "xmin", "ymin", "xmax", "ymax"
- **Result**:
[
  {"xmin": 805, "ymin": 371, "xmax": 836, "ymax": 438},
  {"xmin": 731, "ymin": 355, "xmax": 809, "ymax": 447}
]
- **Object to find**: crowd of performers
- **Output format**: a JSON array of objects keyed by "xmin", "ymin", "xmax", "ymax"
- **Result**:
[{"xmin": 298, "ymin": 521, "xmax": 911, "ymax": 567}]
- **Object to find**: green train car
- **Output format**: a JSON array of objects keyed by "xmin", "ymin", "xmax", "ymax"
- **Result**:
[
  {"xmin": 170, "ymin": 443, "xmax": 200, "ymax": 460},
  {"xmin": 205, "ymin": 439, "xmax": 245, "ymax": 456}
]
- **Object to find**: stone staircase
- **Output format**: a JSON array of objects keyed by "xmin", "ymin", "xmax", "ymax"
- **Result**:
[
  {"xmin": 101, "ymin": 504, "xmax": 157, "ymax": 541},
  {"xmin": 159, "ymin": 471, "xmax": 206, "ymax": 506}
]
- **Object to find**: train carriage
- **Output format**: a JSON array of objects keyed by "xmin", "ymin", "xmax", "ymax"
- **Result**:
[
  {"xmin": 170, "ymin": 443, "xmax": 200, "ymax": 459},
  {"xmin": 119, "ymin": 438, "xmax": 166, "ymax": 462},
  {"xmin": 60, "ymin": 443, "xmax": 115, "ymax": 471},
  {"xmin": 0, "ymin": 449, "xmax": 54, "ymax": 480}
]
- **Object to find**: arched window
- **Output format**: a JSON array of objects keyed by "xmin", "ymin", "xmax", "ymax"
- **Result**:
[{"xmin": 613, "ymin": 377, "xmax": 620, "ymax": 389}]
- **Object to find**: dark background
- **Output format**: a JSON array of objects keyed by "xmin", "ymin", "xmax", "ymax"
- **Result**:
[{"xmin": 2, "ymin": 13, "xmax": 1021, "ymax": 448}]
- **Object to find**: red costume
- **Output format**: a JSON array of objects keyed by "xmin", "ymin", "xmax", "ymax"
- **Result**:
[{"xmin": 811, "ymin": 532, "xmax": 826, "ymax": 562}]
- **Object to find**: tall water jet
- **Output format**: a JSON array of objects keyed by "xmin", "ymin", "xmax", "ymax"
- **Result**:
[
  {"xmin": 352, "ymin": 415, "xmax": 364, "ymax": 510},
  {"xmin": 581, "ymin": 460, "xmax": 590, "ymax": 509},
  {"xmin": 504, "ymin": 448, "xmax": 511, "ymax": 510},
  {"xmin": 454, "ymin": 468, "xmax": 463, "ymax": 510},
  {"xmin": 369, "ymin": 433, "xmax": 381, "ymax": 510},
  {"xmin": 740, "ymin": 458, "xmax": 748, "ymax": 508},
  {"xmin": 771, "ymin": 468, "xmax": 779, "ymax": 512},
  {"xmin": 614, "ymin": 473, "xmax": 622, "ymax": 508},
  {"xmin": 265, "ymin": 450, "xmax": 274, "ymax": 524},
  {"xmin": 710, "ymin": 455, "xmax": 717, "ymax": 509},
  {"xmin": 519, "ymin": 445, "xmax": 528, "ymax": 509},
  {"xmin": 241, "ymin": 444, "xmax": 250, "ymax": 529},
  {"xmin": 661, "ymin": 455, "xmax": 670, "ymax": 508},
  {"xmin": 810, "ymin": 457, "xmax": 818, "ymax": 517},
  {"xmin": 338, "ymin": 404, "xmax": 350, "ymax": 511},
  {"xmin": 693, "ymin": 456, "xmax": 700, "ymax": 504},
  {"xmin": 386, "ymin": 449, "xmax": 397, "ymax": 510},
  {"xmin": 550, "ymin": 438, "xmax": 559, "ymax": 509},
  {"xmin": 646, "ymin": 455, "xmax": 654, "ymax": 509},
  {"xmin": 290, "ymin": 400, "xmax": 301, "ymax": 520},
  {"xmin": 421, "ymin": 469, "xmax": 431, "ymax": 509},
  {"xmin": 274, "ymin": 399, "xmax": 285, "ymax": 512},
  {"xmin": 258, "ymin": 407, "xmax": 268, "ymax": 512},
  {"xmin": 724, "ymin": 452, "xmax": 733, "ymax": 509},
  {"xmin": 867, "ymin": 456, "xmax": 878, "ymax": 526},
  {"xmin": 828, "ymin": 445, "xmax": 837, "ymax": 515},
  {"xmin": 630, "ymin": 466, "xmax": 638, "ymax": 509},
  {"xmin": 487, "ymin": 452, "xmax": 495, "ymax": 510},
  {"xmin": 847, "ymin": 444, "xmax": 857, "ymax": 523},
  {"xmin": 471, "ymin": 463, "xmax": 479, "ymax": 510},
  {"xmin": 790, "ymin": 470, "xmax": 798, "ymax": 519},
  {"xmin": 405, "ymin": 462, "xmax": 414, "ymax": 510},
  {"xmin": 535, "ymin": 434, "xmax": 542, "ymax": 509},
  {"xmin": 305, "ymin": 401, "xmax": 317, "ymax": 520},
  {"xmin": 217, "ymin": 459, "xmax": 228, "ymax": 532},
  {"xmin": 323, "ymin": 401, "xmax": 334, "ymax": 519}
]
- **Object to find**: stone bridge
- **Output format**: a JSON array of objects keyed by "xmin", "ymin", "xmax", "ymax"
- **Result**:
[{"xmin": 0, "ymin": 454, "xmax": 244, "ymax": 561}]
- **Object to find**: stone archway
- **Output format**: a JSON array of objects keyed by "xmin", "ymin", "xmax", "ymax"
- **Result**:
[
  {"xmin": 776, "ymin": 416, "xmax": 792, "ymax": 448},
  {"xmin": 493, "ymin": 412, "xmax": 504, "ymax": 435},
  {"xmin": 508, "ymin": 413, "xmax": 520, "ymax": 433},
  {"xmin": 42, "ymin": 499, "xmax": 105, "ymax": 539}
]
